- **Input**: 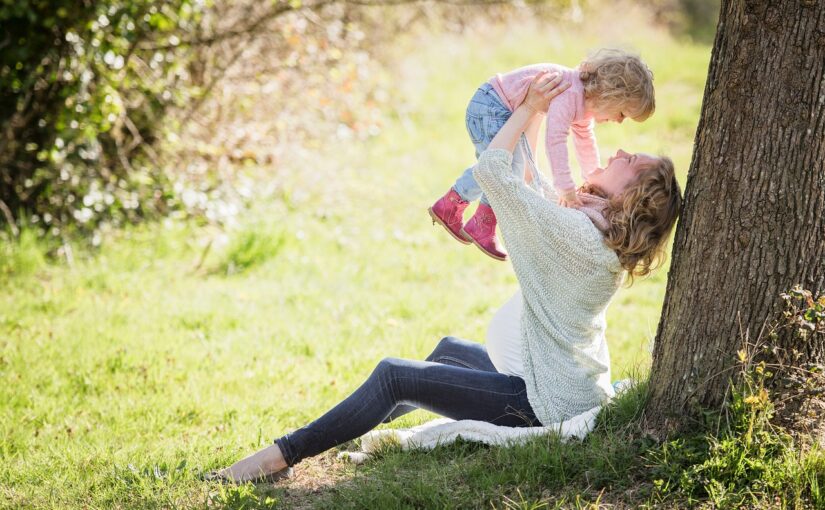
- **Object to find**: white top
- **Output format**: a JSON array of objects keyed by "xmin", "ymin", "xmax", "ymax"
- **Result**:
[
  {"xmin": 486, "ymin": 291, "xmax": 525, "ymax": 377},
  {"xmin": 474, "ymin": 148, "xmax": 621, "ymax": 425}
]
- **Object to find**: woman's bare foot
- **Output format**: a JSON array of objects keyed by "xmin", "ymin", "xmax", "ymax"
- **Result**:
[{"xmin": 214, "ymin": 444, "xmax": 290, "ymax": 483}]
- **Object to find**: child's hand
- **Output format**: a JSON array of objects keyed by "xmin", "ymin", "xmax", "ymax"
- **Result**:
[
  {"xmin": 523, "ymin": 71, "xmax": 570, "ymax": 115},
  {"xmin": 558, "ymin": 189, "xmax": 582, "ymax": 208}
]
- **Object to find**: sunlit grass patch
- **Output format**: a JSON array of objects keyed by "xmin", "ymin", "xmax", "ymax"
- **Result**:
[
  {"xmin": 312, "ymin": 381, "xmax": 655, "ymax": 509},
  {"xmin": 213, "ymin": 227, "xmax": 287, "ymax": 276},
  {"xmin": 0, "ymin": 229, "xmax": 48, "ymax": 279}
]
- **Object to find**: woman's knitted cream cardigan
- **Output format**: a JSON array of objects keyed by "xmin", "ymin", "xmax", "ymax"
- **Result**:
[{"xmin": 474, "ymin": 148, "xmax": 625, "ymax": 426}]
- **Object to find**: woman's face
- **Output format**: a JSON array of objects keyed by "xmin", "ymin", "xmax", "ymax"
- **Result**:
[{"xmin": 586, "ymin": 149, "xmax": 657, "ymax": 197}]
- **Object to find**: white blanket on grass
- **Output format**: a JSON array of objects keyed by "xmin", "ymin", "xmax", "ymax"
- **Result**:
[{"xmin": 337, "ymin": 379, "xmax": 632, "ymax": 464}]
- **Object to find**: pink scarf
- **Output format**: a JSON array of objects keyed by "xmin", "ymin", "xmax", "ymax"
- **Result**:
[{"xmin": 572, "ymin": 192, "xmax": 610, "ymax": 233}]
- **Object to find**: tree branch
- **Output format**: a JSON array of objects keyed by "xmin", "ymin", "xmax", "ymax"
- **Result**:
[
  {"xmin": 0, "ymin": 198, "xmax": 19, "ymax": 236},
  {"xmin": 137, "ymin": 1, "xmax": 305, "ymax": 50},
  {"xmin": 138, "ymin": 0, "xmax": 510, "ymax": 50}
]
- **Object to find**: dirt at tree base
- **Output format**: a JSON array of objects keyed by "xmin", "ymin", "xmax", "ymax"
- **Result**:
[{"xmin": 771, "ymin": 370, "xmax": 825, "ymax": 450}]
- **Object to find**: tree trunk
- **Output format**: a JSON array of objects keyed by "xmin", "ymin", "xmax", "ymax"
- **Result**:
[{"xmin": 645, "ymin": 0, "xmax": 825, "ymax": 436}]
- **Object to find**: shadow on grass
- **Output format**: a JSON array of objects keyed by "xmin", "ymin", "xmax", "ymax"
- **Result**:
[
  {"xmin": 205, "ymin": 453, "xmax": 361, "ymax": 510},
  {"xmin": 206, "ymin": 379, "xmax": 664, "ymax": 509},
  {"xmin": 202, "ymin": 371, "xmax": 825, "ymax": 509}
]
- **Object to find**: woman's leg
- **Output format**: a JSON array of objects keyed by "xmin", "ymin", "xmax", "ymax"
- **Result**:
[
  {"xmin": 275, "ymin": 355, "xmax": 538, "ymax": 467},
  {"xmin": 425, "ymin": 336, "xmax": 498, "ymax": 371},
  {"xmin": 382, "ymin": 336, "xmax": 497, "ymax": 422}
]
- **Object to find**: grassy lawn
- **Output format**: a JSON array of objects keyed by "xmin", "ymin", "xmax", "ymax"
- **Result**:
[{"xmin": 0, "ymin": 7, "xmax": 711, "ymax": 509}]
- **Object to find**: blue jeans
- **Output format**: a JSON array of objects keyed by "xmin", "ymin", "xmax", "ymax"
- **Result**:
[
  {"xmin": 274, "ymin": 336, "xmax": 539, "ymax": 466},
  {"xmin": 453, "ymin": 83, "xmax": 527, "ymax": 206}
]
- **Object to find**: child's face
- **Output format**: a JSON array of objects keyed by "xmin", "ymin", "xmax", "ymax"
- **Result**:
[
  {"xmin": 593, "ymin": 106, "xmax": 627, "ymax": 124},
  {"xmin": 586, "ymin": 149, "xmax": 656, "ymax": 196}
]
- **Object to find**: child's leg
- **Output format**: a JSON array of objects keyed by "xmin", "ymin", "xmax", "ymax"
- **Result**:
[
  {"xmin": 451, "ymin": 85, "xmax": 512, "ymax": 202},
  {"xmin": 431, "ymin": 85, "xmax": 509, "ymax": 243},
  {"xmin": 462, "ymin": 120, "xmax": 525, "ymax": 261},
  {"xmin": 453, "ymin": 164, "xmax": 484, "ymax": 203}
]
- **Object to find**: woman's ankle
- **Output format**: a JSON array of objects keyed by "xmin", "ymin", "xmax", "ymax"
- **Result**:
[
  {"xmin": 223, "ymin": 443, "xmax": 288, "ymax": 480},
  {"xmin": 261, "ymin": 444, "xmax": 288, "ymax": 472}
]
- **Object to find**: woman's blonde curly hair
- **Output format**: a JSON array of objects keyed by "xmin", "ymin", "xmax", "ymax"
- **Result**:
[
  {"xmin": 582, "ymin": 156, "xmax": 682, "ymax": 285},
  {"xmin": 580, "ymin": 48, "xmax": 655, "ymax": 122}
]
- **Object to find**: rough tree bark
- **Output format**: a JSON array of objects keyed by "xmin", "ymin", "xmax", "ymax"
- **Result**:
[{"xmin": 645, "ymin": 0, "xmax": 825, "ymax": 436}]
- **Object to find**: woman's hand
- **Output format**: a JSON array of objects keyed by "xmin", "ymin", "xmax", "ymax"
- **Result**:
[{"xmin": 523, "ymin": 71, "xmax": 569, "ymax": 115}]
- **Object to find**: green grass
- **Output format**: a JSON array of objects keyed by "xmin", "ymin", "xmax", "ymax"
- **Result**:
[
  {"xmin": 0, "ymin": 7, "xmax": 728, "ymax": 509},
  {"xmin": 0, "ymin": 229, "xmax": 47, "ymax": 279},
  {"xmin": 213, "ymin": 227, "xmax": 288, "ymax": 276},
  {"xmin": 311, "ymin": 380, "xmax": 658, "ymax": 509}
]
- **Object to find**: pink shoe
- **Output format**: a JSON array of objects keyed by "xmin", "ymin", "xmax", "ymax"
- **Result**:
[
  {"xmin": 428, "ymin": 189, "xmax": 471, "ymax": 245},
  {"xmin": 461, "ymin": 204, "xmax": 507, "ymax": 261}
]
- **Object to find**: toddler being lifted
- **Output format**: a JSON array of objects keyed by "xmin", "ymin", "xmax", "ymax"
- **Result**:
[{"xmin": 429, "ymin": 48, "xmax": 655, "ymax": 261}]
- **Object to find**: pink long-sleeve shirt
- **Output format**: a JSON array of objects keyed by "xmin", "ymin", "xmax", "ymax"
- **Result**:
[{"xmin": 489, "ymin": 64, "xmax": 599, "ymax": 193}]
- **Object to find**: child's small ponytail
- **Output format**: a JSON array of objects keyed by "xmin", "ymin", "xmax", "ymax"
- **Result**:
[{"xmin": 578, "ymin": 64, "xmax": 593, "ymax": 82}]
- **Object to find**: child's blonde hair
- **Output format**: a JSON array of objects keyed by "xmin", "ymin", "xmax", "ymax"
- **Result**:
[
  {"xmin": 582, "ymin": 156, "xmax": 682, "ymax": 285},
  {"xmin": 580, "ymin": 48, "xmax": 655, "ymax": 122}
]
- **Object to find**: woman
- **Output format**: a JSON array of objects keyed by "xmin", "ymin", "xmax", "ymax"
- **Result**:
[{"xmin": 210, "ymin": 72, "xmax": 682, "ymax": 483}]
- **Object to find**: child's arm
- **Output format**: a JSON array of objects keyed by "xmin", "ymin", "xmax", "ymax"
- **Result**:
[
  {"xmin": 544, "ymin": 98, "xmax": 582, "ymax": 207},
  {"xmin": 571, "ymin": 120, "xmax": 600, "ymax": 180}
]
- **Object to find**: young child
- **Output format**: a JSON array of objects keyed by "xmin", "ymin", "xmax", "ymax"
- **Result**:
[{"xmin": 428, "ymin": 48, "xmax": 655, "ymax": 261}]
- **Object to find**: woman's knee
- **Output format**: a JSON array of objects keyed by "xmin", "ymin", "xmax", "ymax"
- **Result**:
[
  {"xmin": 371, "ymin": 357, "xmax": 418, "ymax": 399},
  {"xmin": 426, "ymin": 336, "xmax": 461, "ymax": 361},
  {"xmin": 372, "ymin": 357, "xmax": 408, "ymax": 380}
]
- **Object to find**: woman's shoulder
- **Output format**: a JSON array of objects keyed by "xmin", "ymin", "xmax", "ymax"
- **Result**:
[
  {"xmin": 543, "ymin": 210, "xmax": 623, "ymax": 273},
  {"xmin": 577, "ymin": 214, "xmax": 621, "ymax": 263}
]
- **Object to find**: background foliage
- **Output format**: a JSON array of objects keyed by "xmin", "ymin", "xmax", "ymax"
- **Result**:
[
  {"xmin": 1, "ymin": 0, "xmax": 204, "ymax": 239},
  {"xmin": 1, "ymin": 0, "xmax": 719, "ymax": 245},
  {"xmin": 1, "ymin": 0, "xmax": 401, "ymax": 240}
]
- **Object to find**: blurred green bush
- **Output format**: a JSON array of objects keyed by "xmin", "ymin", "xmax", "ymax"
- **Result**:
[
  {"xmin": 0, "ymin": 0, "xmax": 204, "ymax": 238},
  {"xmin": 0, "ymin": 0, "xmax": 719, "ymax": 243},
  {"xmin": 0, "ymin": 0, "xmax": 412, "ymax": 242},
  {"xmin": 643, "ymin": 0, "xmax": 721, "ymax": 41}
]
